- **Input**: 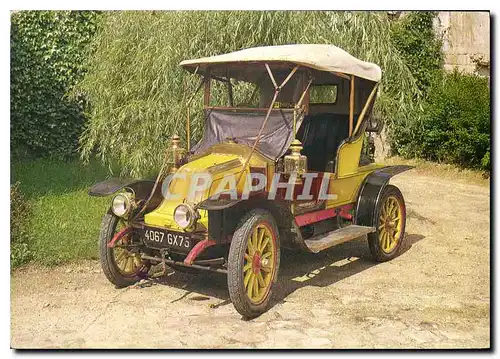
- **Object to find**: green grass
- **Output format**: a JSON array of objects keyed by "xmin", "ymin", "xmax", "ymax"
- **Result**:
[{"xmin": 11, "ymin": 159, "xmax": 111, "ymax": 266}]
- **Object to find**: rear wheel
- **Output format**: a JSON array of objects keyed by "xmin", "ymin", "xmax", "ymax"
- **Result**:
[
  {"xmin": 227, "ymin": 209, "xmax": 280, "ymax": 318},
  {"xmin": 99, "ymin": 210, "xmax": 149, "ymax": 287},
  {"xmin": 368, "ymin": 185, "xmax": 406, "ymax": 262}
]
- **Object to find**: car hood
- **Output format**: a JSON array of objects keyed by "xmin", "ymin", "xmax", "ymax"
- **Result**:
[{"xmin": 143, "ymin": 143, "xmax": 272, "ymax": 230}]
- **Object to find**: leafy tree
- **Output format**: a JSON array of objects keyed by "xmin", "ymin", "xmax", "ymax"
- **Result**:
[
  {"xmin": 75, "ymin": 11, "xmax": 420, "ymax": 176},
  {"xmin": 391, "ymin": 11, "xmax": 443, "ymax": 94}
]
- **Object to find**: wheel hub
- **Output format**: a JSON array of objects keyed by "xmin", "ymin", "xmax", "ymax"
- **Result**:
[
  {"xmin": 252, "ymin": 252, "xmax": 261, "ymax": 274},
  {"xmin": 384, "ymin": 221, "xmax": 395, "ymax": 231}
]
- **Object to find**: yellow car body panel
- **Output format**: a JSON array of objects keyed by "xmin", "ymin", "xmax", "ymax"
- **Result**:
[
  {"xmin": 336, "ymin": 134, "xmax": 364, "ymax": 177},
  {"xmin": 326, "ymin": 163, "xmax": 385, "ymax": 209},
  {"xmin": 144, "ymin": 143, "xmax": 272, "ymax": 230},
  {"xmin": 323, "ymin": 135, "xmax": 385, "ymax": 208}
]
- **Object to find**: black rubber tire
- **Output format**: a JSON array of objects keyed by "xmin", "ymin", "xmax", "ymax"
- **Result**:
[
  {"xmin": 227, "ymin": 209, "xmax": 280, "ymax": 319},
  {"xmin": 99, "ymin": 210, "xmax": 141, "ymax": 288},
  {"xmin": 368, "ymin": 184, "xmax": 406, "ymax": 262}
]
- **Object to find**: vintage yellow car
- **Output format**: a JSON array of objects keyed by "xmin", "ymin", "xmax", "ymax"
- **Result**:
[{"xmin": 90, "ymin": 44, "xmax": 412, "ymax": 318}]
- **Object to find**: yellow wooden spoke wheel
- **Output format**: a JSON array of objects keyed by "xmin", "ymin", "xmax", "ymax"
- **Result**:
[
  {"xmin": 110, "ymin": 220, "xmax": 142, "ymax": 277},
  {"xmin": 368, "ymin": 185, "xmax": 406, "ymax": 262},
  {"xmin": 100, "ymin": 211, "xmax": 148, "ymax": 287},
  {"xmin": 243, "ymin": 223, "xmax": 276, "ymax": 304},
  {"xmin": 228, "ymin": 209, "xmax": 280, "ymax": 318},
  {"xmin": 378, "ymin": 195, "xmax": 403, "ymax": 253}
]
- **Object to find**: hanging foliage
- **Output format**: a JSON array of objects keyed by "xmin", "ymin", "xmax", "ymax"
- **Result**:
[{"xmin": 74, "ymin": 11, "xmax": 421, "ymax": 177}]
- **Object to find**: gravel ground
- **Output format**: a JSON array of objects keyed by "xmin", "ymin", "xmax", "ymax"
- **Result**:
[{"xmin": 11, "ymin": 171, "xmax": 490, "ymax": 349}]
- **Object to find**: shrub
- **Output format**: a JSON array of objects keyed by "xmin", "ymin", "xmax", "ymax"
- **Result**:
[
  {"xmin": 418, "ymin": 70, "xmax": 490, "ymax": 170},
  {"xmin": 481, "ymin": 149, "xmax": 490, "ymax": 170},
  {"xmin": 394, "ymin": 70, "xmax": 490, "ymax": 170},
  {"xmin": 10, "ymin": 11, "xmax": 100, "ymax": 160},
  {"xmin": 11, "ymin": 182, "xmax": 33, "ymax": 268}
]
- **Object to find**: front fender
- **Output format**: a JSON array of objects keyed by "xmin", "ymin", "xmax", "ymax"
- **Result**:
[
  {"xmin": 88, "ymin": 178, "xmax": 156, "ymax": 199},
  {"xmin": 196, "ymin": 197, "xmax": 243, "ymax": 210},
  {"xmin": 354, "ymin": 165, "xmax": 414, "ymax": 226}
]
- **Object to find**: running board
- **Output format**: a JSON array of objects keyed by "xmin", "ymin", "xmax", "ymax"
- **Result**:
[{"xmin": 304, "ymin": 225, "xmax": 376, "ymax": 253}]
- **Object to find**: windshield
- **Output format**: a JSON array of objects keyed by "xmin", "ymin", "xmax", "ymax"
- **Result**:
[
  {"xmin": 207, "ymin": 69, "xmax": 306, "ymax": 110},
  {"xmin": 191, "ymin": 108, "xmax": 299, "ymax": 160}
]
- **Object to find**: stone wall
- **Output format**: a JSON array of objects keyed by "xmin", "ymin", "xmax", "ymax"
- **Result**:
[{"xmin": 434, "ymin": 11, "xmax": 490, "ymax": 76}]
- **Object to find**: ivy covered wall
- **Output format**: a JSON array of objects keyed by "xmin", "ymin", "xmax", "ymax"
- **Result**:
[{"xmin": 10, "ymin": 11, "xmax": 100, "ymax": 159}]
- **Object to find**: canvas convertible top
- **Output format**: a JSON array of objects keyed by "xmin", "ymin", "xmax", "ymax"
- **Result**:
[{"xmin": 180, "ymin": 44, "xmax": 382, "ymax": 82}]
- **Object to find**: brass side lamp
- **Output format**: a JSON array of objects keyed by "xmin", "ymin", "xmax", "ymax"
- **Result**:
[
  {"xmin": 170, "ymin": 135, "xmax": 186, "ymax": 173},
  {"xmin": 284, "ymin": 139, "xmax": 307, "ymax": 182}
]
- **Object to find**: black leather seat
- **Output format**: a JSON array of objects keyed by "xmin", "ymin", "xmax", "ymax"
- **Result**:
[{"xmin": 297, "ymin": 113, "xmax": 351, "ymax": 172}]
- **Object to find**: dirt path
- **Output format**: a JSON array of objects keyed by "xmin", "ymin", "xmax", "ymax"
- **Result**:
[{"xmin": 11, "ymin": 171, "xmax": 490, "ymax": 349}]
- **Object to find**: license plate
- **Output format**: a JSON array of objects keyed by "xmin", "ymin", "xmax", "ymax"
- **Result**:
[{"xmin": 140, "ymin": 228, "xmax": 191, "ymax": 251}]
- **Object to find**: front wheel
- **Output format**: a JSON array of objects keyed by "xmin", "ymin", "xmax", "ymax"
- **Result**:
[
  {"xmin": 99, "ymin": 210, "xmax": 148, "ymax": 287},
  {"xmin": 368, "ymin": 184, "xmax": 406, "ymax": 262},
  {"xmin": 227, "ymin": 209, "xmax": 280, "ymax": 318}
]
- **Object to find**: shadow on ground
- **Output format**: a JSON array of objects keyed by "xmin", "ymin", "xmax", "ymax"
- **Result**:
[
  {"xmin": 144, "ymin": 233, "xmax": 425, "ymax": 313},
  {"xmin": 271, "ymin": 233, "xmax": 424, "ymax": 307}
]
